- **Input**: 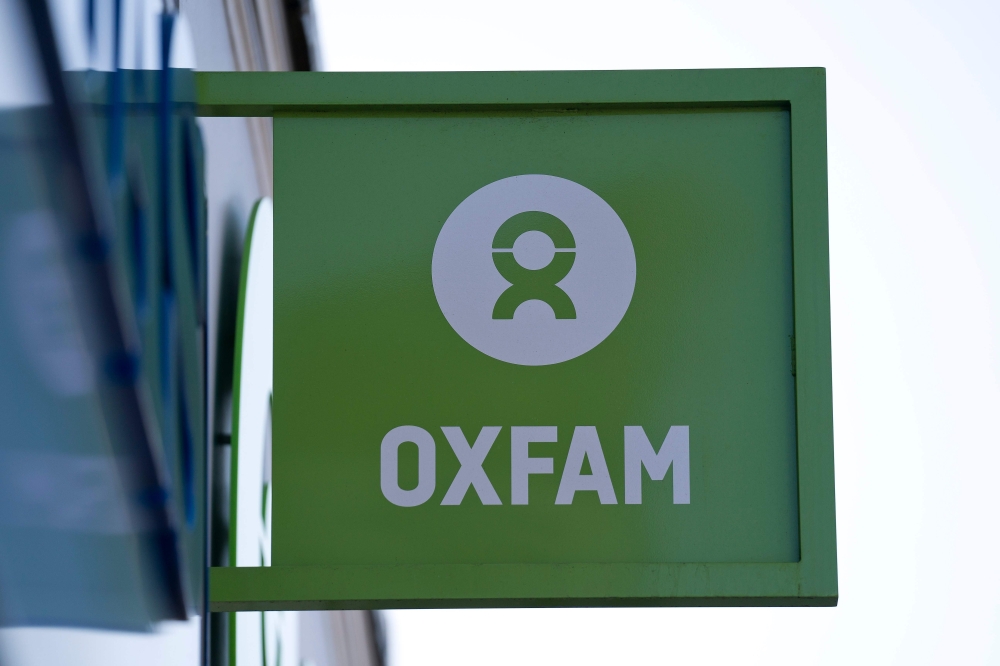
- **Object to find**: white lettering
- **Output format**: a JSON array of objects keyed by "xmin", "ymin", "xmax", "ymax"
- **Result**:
[
  {"xmin": 380, "ymin": 425, "xmax": 436, "ymax": 507},
  {"xmin": 440, "ymin": 426, "xmax": 502, "ymax": 505},
  {"xmin": 555, "ymin": 426, "xmax": 618, "ymax": 504},
  {"xmin": 510, "ymin": 426, "xmax": 556, "ymax": 505},
  {"xmin": 624, "ymin": 425, "xmax": 690, "ymax": 504}
]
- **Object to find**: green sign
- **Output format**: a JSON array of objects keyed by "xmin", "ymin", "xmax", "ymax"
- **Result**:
[{"xmin": 205, "ymin": 68, "xmax": 836, "ymax": 609}]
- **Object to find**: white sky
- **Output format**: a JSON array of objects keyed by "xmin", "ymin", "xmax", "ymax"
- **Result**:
[{"xmin": 313, "ymin": 1, "xmax": 1000, "ymax": 664}]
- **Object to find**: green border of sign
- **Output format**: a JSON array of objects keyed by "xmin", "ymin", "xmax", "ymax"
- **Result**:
[{"xmin": 201, "ymin": 68, "xmax": 836, "ymax": 610}]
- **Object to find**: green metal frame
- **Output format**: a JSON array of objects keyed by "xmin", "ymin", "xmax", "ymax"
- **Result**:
[{"xmin": 201, "ymin": 69, "xmax": 836, "ymax": 610}]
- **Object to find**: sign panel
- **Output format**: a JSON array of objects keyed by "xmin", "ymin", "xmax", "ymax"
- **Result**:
[{"xmin": 206, "ymin": 68, "xmax": 836, "ymax": 609}]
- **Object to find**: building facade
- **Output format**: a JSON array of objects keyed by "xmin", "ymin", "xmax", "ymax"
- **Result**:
[{"xmin": 0, "ymin": 0, "xmax": 384, "ymax": 664}]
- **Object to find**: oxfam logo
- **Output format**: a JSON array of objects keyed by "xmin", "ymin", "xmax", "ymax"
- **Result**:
[
  {"xmin": 432, "ymin": 175, "xmax": 636, "ymax": 366},
  {"xmin": 491, "ymin": 212, "xmax": 577, "ymax": 320}
]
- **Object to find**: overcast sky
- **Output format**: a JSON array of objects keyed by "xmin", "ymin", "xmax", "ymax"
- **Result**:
[{"xmin": 313, "ymin": 1, "xmax": 1000, "ymax": 664}]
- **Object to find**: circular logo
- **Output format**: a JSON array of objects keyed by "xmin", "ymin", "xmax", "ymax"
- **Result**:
[{"xmin": 432, "ymin": 175, "xmax": 636, "ymax": 366}]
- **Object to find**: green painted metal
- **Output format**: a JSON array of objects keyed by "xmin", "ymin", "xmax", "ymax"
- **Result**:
[
  {"xmin": 202, "ymin": 68, "xmax": 835, "ymax": 610},
  {"xmin": 195, "ymin": 69, "xmax": 820, "ymax": 116},
  {"xmin": 210, "ymin": 562, "xmax": 827, "ymax": 611}
]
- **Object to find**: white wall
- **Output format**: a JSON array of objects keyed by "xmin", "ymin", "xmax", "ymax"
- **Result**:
[{"xmin": 0, "ymin": 619, "xmax": 201, "ymax": 666}]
